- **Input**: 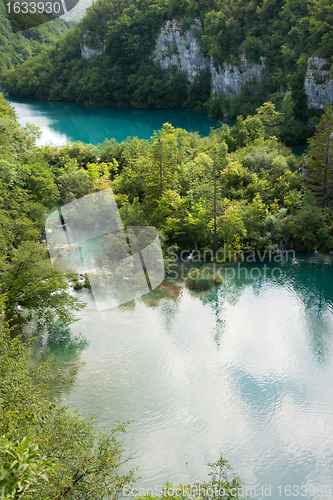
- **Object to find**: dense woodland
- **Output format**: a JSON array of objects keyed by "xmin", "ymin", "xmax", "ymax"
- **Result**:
[
  {"xmin": 0, "ymin": 2, "xmax": 74, "ymax": 77},
  {"xmin": 2, "ymin": 0, "xmax": 333, "ymax": 144},
  {"xmin": 1, "ymin": 0, "xmax": 333, "ymax": 491},
  {"xmin": 0, "ymin": 87, "xmax": 333, "ymax": 494},
  {"xmin": 0, "ymin": 89, "xmax": 333, "ymax": 327}
]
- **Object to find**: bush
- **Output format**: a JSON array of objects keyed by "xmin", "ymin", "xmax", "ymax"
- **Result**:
[
  {"xmin": 83, "ymin": 274, "xmax": 91, "ymax": 289},
  {"xmin": 185, "ymin": 268, "xmax": 214, "ymax": 291},
  {"xmin": 213, "ymin": 272, "xmax": 224, "ymax": 284}
]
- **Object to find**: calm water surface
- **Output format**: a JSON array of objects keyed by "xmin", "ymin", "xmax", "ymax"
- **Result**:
[
  {"xmin": 42, "ymin": 253, "xmax": 333, "ymax": 499},
  {"xmin": 7, "ymin": 98, "xmax": 227, "ymax": 145}
]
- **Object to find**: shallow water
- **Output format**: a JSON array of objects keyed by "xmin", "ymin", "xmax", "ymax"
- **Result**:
[{"xmin": 37, "ymin": 253, "xmax": 333, "ymax": 499}]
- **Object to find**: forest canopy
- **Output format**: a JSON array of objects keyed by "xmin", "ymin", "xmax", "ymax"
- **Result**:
[
  {"xmin": 2, "ymin": 0, "xmax": 333, "ymax": 142},
  {"xmin": 0, "ymin": 1, "xmax": 74, "ymax": 77}
]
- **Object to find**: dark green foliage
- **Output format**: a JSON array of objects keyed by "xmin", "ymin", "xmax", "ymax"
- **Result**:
[
  {"xmin": 57, "ymin": 169, "xmax": 93, "ymax": 204},
  {"xmin": 305, "ymin": 105, "xmax": 333, "ymax": 208},
  {"xmin": 0, "ymin": 94, "xmax": 85, "ymax": 331},
  {"xmin": 3, "ymin": 0, "xmax": 332, "ymax": 139},
  {"xmin": 83, "ymin": 273, "xmax": 91, "ymax": 288},
  {"xmin": 33, "ymin": 97, "xmax": 331, "ymax": 253},
  {"xmin": 0, "ymin": 1, "xmax": 73, "ymax": 77}
]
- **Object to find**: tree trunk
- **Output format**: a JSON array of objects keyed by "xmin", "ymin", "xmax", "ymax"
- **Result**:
[
  {"xmin": 214, "ymin": 170, "xmax": 217, "ymax": 257},
  {"xmin": 159, "ymin": 140, "xmax": 163, "ymax": 196}
]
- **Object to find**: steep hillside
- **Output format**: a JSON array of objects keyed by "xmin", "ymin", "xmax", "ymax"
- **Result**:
[
  {"xmin": 0, "ymin": 1, "xmax": 74, "ymax": 77},
  {"xmin": 2, "ymin": 0, "xmax": 333, "ymax": 143}
]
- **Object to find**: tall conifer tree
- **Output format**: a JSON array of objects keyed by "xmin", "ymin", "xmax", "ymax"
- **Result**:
[{"xmin": 307, "ymin": 106, "xmax": 333, "ymax": 208}]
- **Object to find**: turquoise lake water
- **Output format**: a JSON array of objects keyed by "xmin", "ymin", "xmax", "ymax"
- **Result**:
[
  {"xmin": 33, "ymin": 253, "xmax": 333, "ymax": 499},
  {"xmin": 8, "ymin": 97, "xmax": 308, "ymax": 155},
  {"xmin": 7, "ymin": 98, "xmax": 229, "ymax": 145}
]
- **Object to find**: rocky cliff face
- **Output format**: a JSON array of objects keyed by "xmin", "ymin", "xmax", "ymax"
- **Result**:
[
  {"xmin": 152, "ymin": 19, "xmax": 265, "ymax": 96},
  {"xmin": 304, "ymin": 56, "xmax": 333, "ymax": 109},
  {"xmin": 80, "ymin": 19, "xmax": 332, "ymax": 110},
  {"xmin": 81, "ymin": 33, "xmax": 105, "ymax": 60},
  {"xmin": 210, "ymin": 53, "xmax": 265, "ymax": 96},
  {"xmin": 152, "ymin": 19, "xmax": 209, "ymax": 83}
]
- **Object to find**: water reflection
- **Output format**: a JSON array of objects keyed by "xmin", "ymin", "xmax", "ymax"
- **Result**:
[
  {"xmin": 45, "ymin": 254, "xmax": 333, "ymax": 498},
  {"xmin": 31, "ymin": 322, "xmax": 88, "ymax": 400}
]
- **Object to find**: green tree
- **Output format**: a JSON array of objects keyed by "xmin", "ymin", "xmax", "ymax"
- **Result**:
[
  {"xmin": 146, "ymin": 123, "xmax": 179, "ymax": 205},
  {"xmin": 179, "ymin": 152, "xmax": 215, "ymax": 205},
  {"xmin": 56, "ymin": 169, "xmax": 93, "ymax": 205},
  {"xmin": 254, "ymin": 102, "xmax": 281, "ymax": 139},
  {"xmin": 0, "ymin": 436, "xmax": 59, "ymax": 500},
  {"xmin": 306, "ymin": 105, "xmax": 333, "ymax": 208},
  {"xmin": 207, "ymin": 142, "xmax": 228, "ymax": 256},
  {"xmin": 216, "ymin": 200, "xmax": 247, "ymax": 254},
  {"xmin": 2, "ymin": 241, "xmax": 84, "ymax": 331},
  {"xmin": 0, "ymin": 300, "xmax": 137, "ymax": 499},
  {"xmin": 185, "ymin": 202, "xmax": 211, "ymax": 249}
]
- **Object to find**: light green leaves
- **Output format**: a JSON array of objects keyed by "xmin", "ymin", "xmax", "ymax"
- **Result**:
[{"xmin": 0, "ymin": 436, "xmax": 59, "ymax": 499}]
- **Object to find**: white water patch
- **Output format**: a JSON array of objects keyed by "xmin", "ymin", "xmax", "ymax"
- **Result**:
[{"xmin": 9, "ymin": 101, "xmax": 68, "ymax": 145}]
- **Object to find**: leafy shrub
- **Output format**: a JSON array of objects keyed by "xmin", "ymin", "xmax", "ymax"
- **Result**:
[
  {"xmin": 185, "ymin": 268, "xmax": 214, "ymax": 291},
  {"xmin": 213, "ymin": 272, "xmax": 224, "ymax": 284}
]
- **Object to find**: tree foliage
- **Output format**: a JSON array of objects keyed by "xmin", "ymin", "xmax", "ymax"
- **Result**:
[
  {"xmin": 0, "ymin": 94, "xmax": 84, "ymax": 331},
  {"xmin": 306, "ymin": 105, "xmax": 333, "ymax": 208},
  {"xmin": 0, "ymin": 1, "xmax": 74, "ymax": 78},
  {"xmin": 0, "ymin": 299, "xmax": 136, "ymax": 499},
  {"xmin": 2, "ymin": 0, "xmax": 333, "ymax": 138}
]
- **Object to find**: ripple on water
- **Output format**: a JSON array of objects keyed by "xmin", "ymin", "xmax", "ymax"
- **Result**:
[{"xmin": 57, "ymin": 259, "xmax": 333, "ymax": 495}]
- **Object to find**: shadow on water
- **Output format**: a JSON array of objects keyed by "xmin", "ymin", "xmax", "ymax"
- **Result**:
[{"xmin": 30, "ymin": 322, "xmax": 89, "ymax": 401}]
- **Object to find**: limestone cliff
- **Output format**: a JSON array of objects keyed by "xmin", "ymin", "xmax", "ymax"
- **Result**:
[
  {"xmin": 304, "ymin": 56, "xmax": 333, "ymax": 109},
  {"xmin": 80, "ymin": 19, "xmax": 332, "ymax": 110},
  {"xmin": 81, "ymin": 33, "xmax": 105, "ymax": 60},
  {"xmin": 152, "ymin": 19, "xmax": 265, "ymax": 96},
  {"xmin": 210, "ymin": 53, "xmax": 265, "ymax": 97},
  {"xmin": 152, "ymin": 19, "xmax": 209, "ymax": 83}
]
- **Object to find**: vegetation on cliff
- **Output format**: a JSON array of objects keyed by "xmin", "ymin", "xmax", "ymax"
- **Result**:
[
  {"xmin": 2, "ymin": 0, "xmax": 333, "ymax": 143},
  {"xmin": 0, "ymin": 2, "xmax": 74, "ymax": 77}
]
